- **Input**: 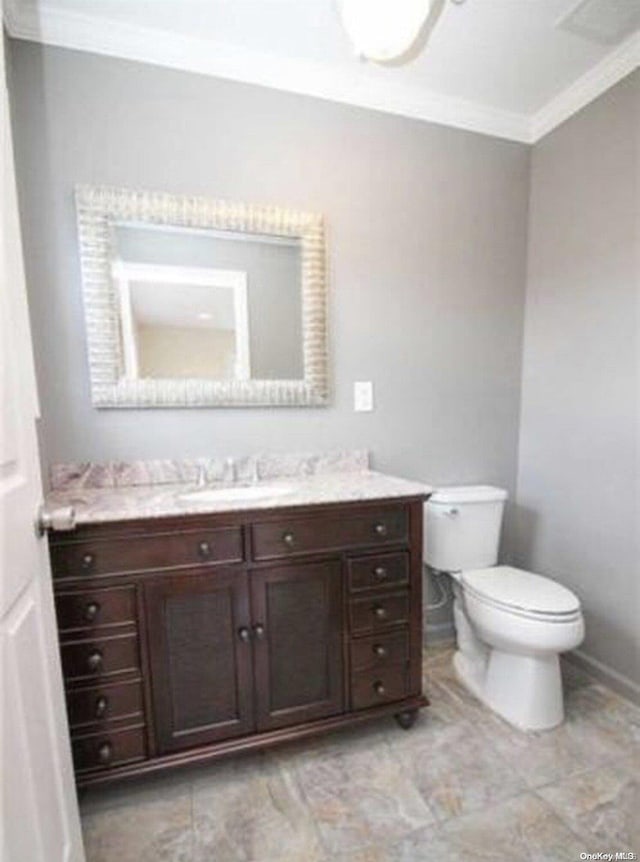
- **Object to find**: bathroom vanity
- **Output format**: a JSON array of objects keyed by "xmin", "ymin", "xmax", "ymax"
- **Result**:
[{"xmin": 46, "ymin": 461, "xmax": 431, "ymax": 786}]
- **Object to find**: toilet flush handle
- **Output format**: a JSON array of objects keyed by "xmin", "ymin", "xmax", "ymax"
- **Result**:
[{"xmin": 443, "ymin": 507, "xmax": 459, "ymax": 518}]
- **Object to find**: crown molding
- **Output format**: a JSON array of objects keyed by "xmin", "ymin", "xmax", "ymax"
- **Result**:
[
  {"xmin": 530, "ymin": 30, "xmax": 640, "ymax": 141},
  {"xmin": 3, "ymin": 1, "xmax": 532, "ymax": 143},
  {"xmin": 3, "ymin": 1, "xmax": 639, "ymax": 145}
]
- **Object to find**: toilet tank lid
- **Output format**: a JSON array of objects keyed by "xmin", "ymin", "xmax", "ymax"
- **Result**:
[{"xmin": 429, "ymin": 485, "xmax": 508, "ymax": 504}]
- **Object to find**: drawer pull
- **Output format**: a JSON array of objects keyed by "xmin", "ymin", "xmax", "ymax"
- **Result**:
[
  {"xmin": 94, "ymin": 695, "xmax": 108, "ymax": 718},
  {"xmin": 97, "ymin": 741, "xmax": 113, "ymax": 764},
  {"xmin": 86, "ymin": 650, "xmax": 103, "ymax": 672},
  {"xmin": 198, "ymin": 541, "xmax": 211, "ymax": 558},
  {"xmin": 374, "ymin": 523, "xmax": 387, "ymax": 537},
  {"xmin": 282, "ymin": 531, "xmax": 295, "ymax": 548},
  {"xmin": 373, "ymin": 605, "xmax": 388, "ymax": 620},
  {"xmin": 373, "ymin": 644, "xmax": 388, "ymax": 657},
  {"xmin": 84, "ymin": 602, "xmax": 100, "ymax": 622},
  {"xmin": 374, "ymin": 566, "xmax": 388, "ymax": 581},
  {"xmin": 238, "ymin": 626, "xmax": 251, "ymax": 643},
  {"xmin": 253, "ymin": 623, "xmax": 265, "ymax": 639},
  {"xmin": 373, "ymin": 681, "xmax": 386, "ymax": 695},
  {"xmin": 81, "ymin": 553, "xmax": 95, "ymax": 571}
]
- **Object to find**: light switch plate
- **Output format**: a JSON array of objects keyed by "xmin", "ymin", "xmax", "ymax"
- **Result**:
[{"xmin": 354, "ymin": 381, "xmax": 374, "ymax": 412}]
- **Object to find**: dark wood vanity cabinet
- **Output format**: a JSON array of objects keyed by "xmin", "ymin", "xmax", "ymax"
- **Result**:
[
  {"xmin": 251, "ymin": 561, "xmax": 344, "ymax": 731},
  {"xmin": 49, "ymin": 497, "xmax": 427, "ymax": 786},
  {"xmin": 145, "ymin": 569, "xmax": 254, "ymax": 752}
]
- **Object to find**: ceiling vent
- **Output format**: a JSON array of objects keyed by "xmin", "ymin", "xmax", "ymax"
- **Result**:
[{"xmin": 557, "ymin": 0, "xmax": 640, "ymax": 45}]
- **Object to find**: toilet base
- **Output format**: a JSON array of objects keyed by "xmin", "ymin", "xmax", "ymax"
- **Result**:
[
  {"xmin": 453, "ymin": 646, "xmax": 564, "ymax": 731},
  {"xmin": 484, "ymin": 649, "xmax": 564, "ymax": 730}
]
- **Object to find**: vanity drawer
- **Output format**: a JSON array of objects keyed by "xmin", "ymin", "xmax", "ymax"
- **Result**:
[
  {"xmin": 66, "ymin": 680, "xmax": 144, "ymax": 730},
  {"xmin": 349, "ymin": 591, "xmax": 409, "ymax": 635},
  {"xmin": 350, "ymin": 629, "xmax": 410, "ymax": 673},
  {"xmin": 50, "ymin": 527, "xmax": 244, "ymax": 578},
  {"xmin": 55, "ymin": 585, "xmax": 137, "ymax": 633},
  {"xmin": 61, "ymin": 632, "xmax": 139, "ymax": 682},
  {"xmin": 348, "ymin": 553, "xmax": 409, "ymax": 593},
  {"xmin": 351, "ymin": 665, "xmax": 409, "ymax": 710},
  {"xmin": 72, "ymin": 726, "xmax": 146, "ymax": 773},
  {"xmin": 251, "ymin": 506, "xmax": 408, "ymax": 561}
]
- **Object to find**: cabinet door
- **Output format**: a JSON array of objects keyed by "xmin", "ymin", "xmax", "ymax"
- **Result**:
[
  {"xmin": 145, "ymin": 569, "xmax": 253, "ymax": 753},
  {"xmin": 251, "ymin": 561, "xmax": 344, "ymax": 731}
]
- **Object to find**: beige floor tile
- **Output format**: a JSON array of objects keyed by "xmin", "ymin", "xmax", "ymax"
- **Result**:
[
  {"xmin": 78, "ymin": 654, "xmax": 639, "ymax": 862},
  {"xmin": 560, "ymin": 657, "xmax": 596, "ymax": 692},
  {"xmin": 429, "ymin": 654, "xmax": 638, "ymax": 791},
  {"xmin": 326, "ymin": 846, "xmax": 396, "ymax": 862},
  {"xmin": 390, "ymin": 714, "xmax": 526, "ymax": 822},
  {"xmin": 563, "ymin": 684, "xmax": 640, "ymax": 761},
  {"xmin": 425, "ymin": 655, "xmax": 489, "ymax": 721},
  {"xmin": 476, "ymin": 714, "xmax": 597, "ymax": 789},
  {"xmin": 392, "ymin": 793, "xmax": 587, "ymax": 862},
  {"xmin": 422, "ymin": 644, "xmax": 455, "ymax": 670},
  {"xmin": 538, "ymin": 763, "xmax": 640, "ymax": 851},
  {"xmin": 81, "ymin": 789, "xmax": 193, "ymax": 862},
  {"xmin": 267, "ymin": 717, "xmax": 392, "ymax": 772},
  {"xmin": 191, "ymin": 754, "xmax": 323, "ymax": 862},
  {"xmin": 292, "ymin": 738, "xmax": 434, "ymax": 854}
]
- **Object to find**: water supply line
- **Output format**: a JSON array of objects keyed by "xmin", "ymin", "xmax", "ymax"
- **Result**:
[{"xmin": 424, "ymin": 565, "xmax": 451, "ymax": 611}]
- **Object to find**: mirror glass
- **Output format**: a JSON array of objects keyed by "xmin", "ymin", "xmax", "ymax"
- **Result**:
[{"xmin": 111, "ymin": 224, "xmax": 304, "ymax": 382}]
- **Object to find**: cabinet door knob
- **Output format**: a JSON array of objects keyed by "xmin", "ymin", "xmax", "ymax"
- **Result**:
[
  {"xmin": 81, "ymin": 552, "xmax": 95, "ymax": 571},
  {"xmin": 253, "ymin": 623, "xmax": 265, "ymax": 639},
  {"xmin": 198, "ymin": 540, "xmax": 211, "ymax": 558},
  {"xmin": 282, "ymin": 531, "xmax": 295, "ymax": 548},
  {"xmin": 238, "ymin": 626, "xmax": 251, "ymax": 642},
  {"xmin": 373, "ymin": 605, "xmax": 388, "ymax": 620},
  {"xmin": 374, "ymin": 566, "xmax": 387, "ymax": 581},
  {"xmin": 95, "ymin": 695, "xmax": 108, "ymax": 718},
  {"xmin": 373, "ymin": 681, "xmax": 386, "ymax": 695},
  {"xmin": 373, "ymin": 644, "xmax": 388, "ymax": 657},
  {"xmin": 374, "ymin": 523, "xmax": 387, "ymax": 537},
  {"xmin": 97, "ymin": 741, "xmax": 113, "ymax": 764},
  {"xmin": 84, "ymin": 601, "xmax": 100, "ymax": 622},
  {"xmin": 87, "ymin": 649, "xmax": 103, "ymax": 672}
]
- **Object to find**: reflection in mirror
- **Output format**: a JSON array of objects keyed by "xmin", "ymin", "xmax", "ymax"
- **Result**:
[
  {"xmin": 112, "ymin": 262, "xmax": 250, "ymax": 381},
  {"xmin": 111, "ymin": 224, "xmax": 303, "ymax": 382}
]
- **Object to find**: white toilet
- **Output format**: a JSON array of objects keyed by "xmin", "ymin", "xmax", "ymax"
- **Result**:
[{"xmin": 425, "ymin": 486, "xmax": 584, "ymax": 731}]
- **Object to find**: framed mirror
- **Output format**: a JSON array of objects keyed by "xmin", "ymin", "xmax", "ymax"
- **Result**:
[{"xmin": 75, "ymin": 185, "xmax": 328, "ymax": 407}]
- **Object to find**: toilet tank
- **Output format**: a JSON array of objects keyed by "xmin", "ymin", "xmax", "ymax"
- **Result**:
[{"xmin": 424, "ymin": 486, "xmax": 508, "ymax": 572}]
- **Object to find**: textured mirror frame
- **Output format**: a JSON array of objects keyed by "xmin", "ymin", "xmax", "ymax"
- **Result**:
[{"xmin": 75, "ymin": 185, "xmax": 328, "ymax": 408}]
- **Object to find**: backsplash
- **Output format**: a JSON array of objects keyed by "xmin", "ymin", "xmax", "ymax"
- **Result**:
[{"xmin": 50, "ymin": 449, "xmax": 370, "ymax": 491}]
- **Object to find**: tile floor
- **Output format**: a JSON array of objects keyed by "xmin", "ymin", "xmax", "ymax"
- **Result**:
[{"xmin": 79, "ymin": 647, "xmax": 640, "ymax": 862}]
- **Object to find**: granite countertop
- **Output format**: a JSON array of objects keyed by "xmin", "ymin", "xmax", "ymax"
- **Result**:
[{"xmin": 44, "ymin": 469, "xmax": 432, "ymax": 527}]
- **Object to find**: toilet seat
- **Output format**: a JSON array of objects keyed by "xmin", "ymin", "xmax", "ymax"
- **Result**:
[{"xmin": 461, "ymin": 566, "xmax": 581, "ymax": 623}]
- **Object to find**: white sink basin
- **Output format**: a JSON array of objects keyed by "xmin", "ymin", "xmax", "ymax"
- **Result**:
[{"xmin": 177, "ymin": 483, "xmax": 294, "ymax": 505}]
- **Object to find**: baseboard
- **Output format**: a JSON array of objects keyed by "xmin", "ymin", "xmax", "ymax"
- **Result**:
[
  {"xmin": 424, "ymin": 621, "xmax": 455, "ymax": 645},
  {"xmin": 565, "ymin": 648, "xmax": 640, "ymax": 706}
]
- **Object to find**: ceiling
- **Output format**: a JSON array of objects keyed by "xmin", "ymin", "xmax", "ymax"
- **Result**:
[{"xmin": 5, "ymin": 0, "xmax": 640, "ymax": 142}]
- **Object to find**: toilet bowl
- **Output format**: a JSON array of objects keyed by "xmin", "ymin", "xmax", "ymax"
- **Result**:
[
  {"xmin": 425, "ymin": 487, "xmax": 585, "ymax": 731},
  {"xmin": 459, "ymin": 566, "xmax": 584, "ymax": 729}
]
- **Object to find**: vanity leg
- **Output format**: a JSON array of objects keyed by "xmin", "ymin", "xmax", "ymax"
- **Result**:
[{"xmin": 394, "ymin": 709, "xmax": 418, "ymax": 730}]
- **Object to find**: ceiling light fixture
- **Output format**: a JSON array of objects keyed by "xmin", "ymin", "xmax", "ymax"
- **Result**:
[{"xmin": 338, "ymin": 0, "xmax": 434, "ymax": 62}]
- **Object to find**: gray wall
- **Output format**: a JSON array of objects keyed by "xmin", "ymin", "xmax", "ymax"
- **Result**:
[
  {"xmin": 516, "ymin": 70, "xmax": 639, "ymax": 695},
  {"xmin": 8, "ymin": 41, "xmax": 531, "ymax": 635}
]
